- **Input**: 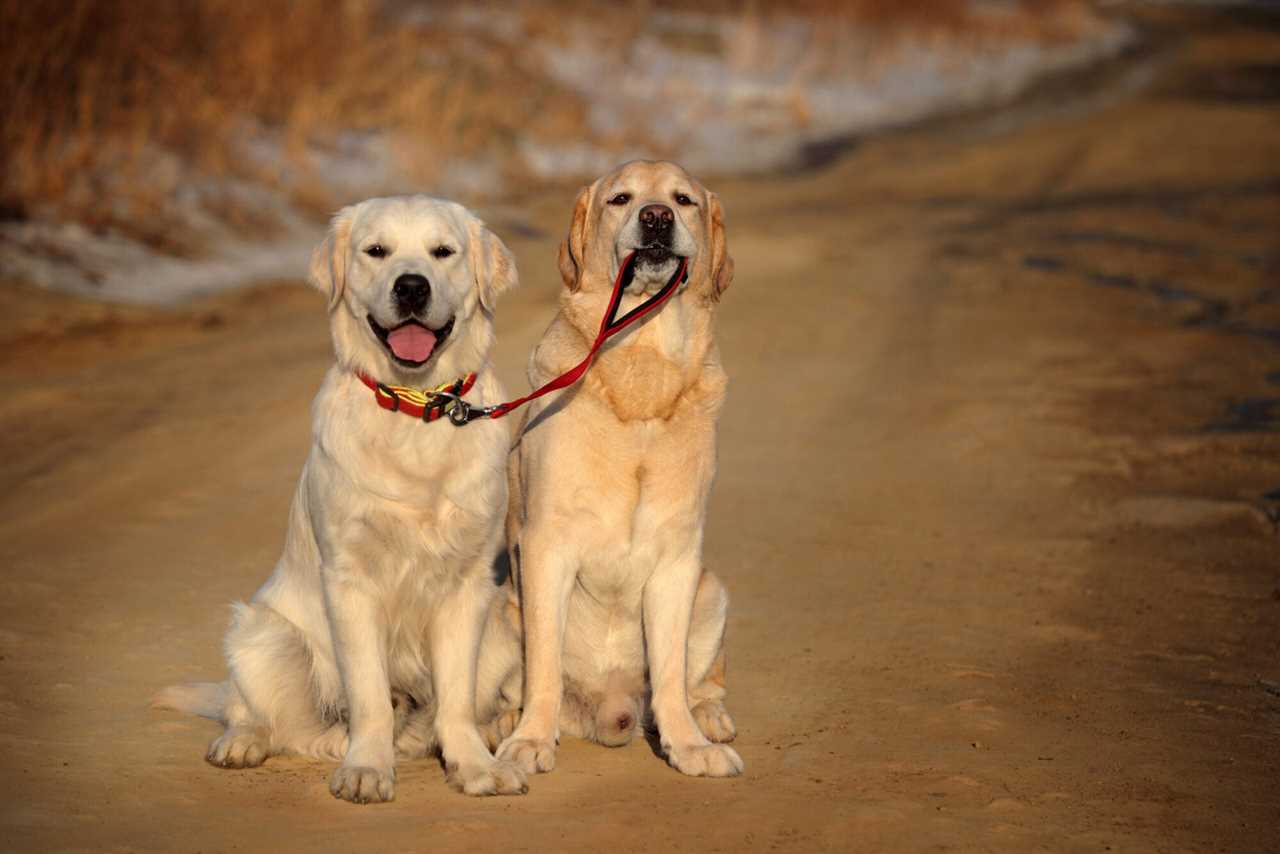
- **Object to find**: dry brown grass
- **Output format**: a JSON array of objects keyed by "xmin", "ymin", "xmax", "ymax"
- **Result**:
[
  {"xmin": 0, "ymin": 0, "xmax": 584, "ymax": 248},
  {"xmin": 0, "ymin": 0, "xmax": 1108, "ymax": 252}
]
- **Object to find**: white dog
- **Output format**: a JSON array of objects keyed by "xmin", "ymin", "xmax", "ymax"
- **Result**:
[{"xmin": 155, "ymin": 196, "xmax": 526, "ymax": 801}]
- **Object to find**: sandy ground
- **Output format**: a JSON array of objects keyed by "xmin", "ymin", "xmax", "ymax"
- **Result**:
[{"xmin": 1, "ymin": 8, "xmax": 1278, "ymax": 853}]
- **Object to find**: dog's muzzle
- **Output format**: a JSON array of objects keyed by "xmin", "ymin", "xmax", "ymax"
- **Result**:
[{"xmin": 635, "ymin": 204, "xmax": 676, "ymax": 267}]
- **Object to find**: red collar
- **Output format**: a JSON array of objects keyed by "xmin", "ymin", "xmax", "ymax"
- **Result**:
[{"xmin": 356, "ymin": 371, "xmax": 478, "ymax": 422}]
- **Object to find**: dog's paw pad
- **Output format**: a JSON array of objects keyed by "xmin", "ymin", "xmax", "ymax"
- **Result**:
[
  {"xmin": 329, "ymin": 764, "xmax": 396, "ymax": 804},
  {"xmin": 691, "ymin": 700, "xmax": 737, "ymax": 743},
  {"xmin": 666, "ymin": 742, "xmax": 744, "ymax": 778},
  {"xmin": 497, "ymin": 735, "xmax": 557, "ymax": 775},
  {"xmin": 446, "ymin": 758, "xmax": 529, "ymax": 797}
]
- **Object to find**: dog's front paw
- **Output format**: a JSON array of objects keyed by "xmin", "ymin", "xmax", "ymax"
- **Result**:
[
  {"xmin": 497, "ymin": 735, "xmax": 557, "ymax": 774},
  {"xmin": 446, "ymin": 758, "xmax": 529, "ymax": 797},
  {"xmin": 329, "ymin": 764, "xmax": 395, "ymax": 804},
  {"xmin": 206, "ymin": 726, "xmax": 269, "ymax": 768},
  {"xmin": 665, "ymin": 741, "xmax": 744, "ymax": 778},
  {"xmin": 691, "ymin": 700, "xmax": 737, "ymax": 743}
]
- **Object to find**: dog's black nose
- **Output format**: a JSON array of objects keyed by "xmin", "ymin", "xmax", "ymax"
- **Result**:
[
  {"xmin": 639, "ymin": 204, "xmax": 674, "ymax": 237},
  {"xmin": 392, "ymin": 273, "xmax": 430, "ymax": 314}
]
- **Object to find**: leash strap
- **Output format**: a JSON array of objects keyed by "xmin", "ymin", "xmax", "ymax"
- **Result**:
[
  {"xmin": 357, "ymin": 252, "xmax": 687, "ymax": 426},
  {"xmin": 470, "ymin": 251, "xmax": 688, "ymax": 423}
]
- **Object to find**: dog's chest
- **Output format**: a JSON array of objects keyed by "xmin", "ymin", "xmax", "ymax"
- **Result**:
[
  {"xmin": 366, "ymin": 489, "xmax": 484, "ymax": 566},
  {"xmin": 594, "ymin": 308, "xmax": 699, "ymax": 421},
  {"xmin": 574, "ymin": 464, "xmax": 706, "ymax": 607},
  {"xmin": 313, "ymin": 393, "xmax": 506, "ymax": 568},
  {"xmin": 578, "ymin": 544, "xmax": 653, "ymax": 606}
]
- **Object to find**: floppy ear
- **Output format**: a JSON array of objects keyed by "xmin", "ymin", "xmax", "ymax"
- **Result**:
[
  {"xmin": 309, "ymin": 206, "xmax": 355, "ymax": 311},
  {"xmin": 706, "ymin": 191, "xmax": 733, "ymax": 302},
  {"xmin": 557, "ymin": 184, "xmax": 592, "ymax": 292},
  {"xmin": 469, "ymin": 218, "xmax": 519, "ymax": 312}
]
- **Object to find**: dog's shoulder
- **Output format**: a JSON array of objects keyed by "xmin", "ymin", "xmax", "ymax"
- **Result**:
[{"xmin": 526, "ymin": 311, "xmax": 587, "ymax": 388}]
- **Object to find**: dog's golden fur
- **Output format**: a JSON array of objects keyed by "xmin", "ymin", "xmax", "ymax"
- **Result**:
[{"xmin": 497, "ymin": 161, "xmax": 742, "ymax": 777}]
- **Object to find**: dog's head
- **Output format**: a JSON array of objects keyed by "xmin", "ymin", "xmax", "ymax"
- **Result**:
[
  {"xmin": 558, "ymin": 160, "xmax": 732, "ymax": 302},
  {"xmin": 309, "ymin": 195, "xmax": 517, "ymax": 383}
]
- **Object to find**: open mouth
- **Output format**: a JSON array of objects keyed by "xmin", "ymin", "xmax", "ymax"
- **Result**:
[
  {"xmin": 366, "ymin": 314, "xmax": 454, "ymax": 368},
  {"xmin": 634, "ymin": 243, "xmax": 676, "ymax": 267}
]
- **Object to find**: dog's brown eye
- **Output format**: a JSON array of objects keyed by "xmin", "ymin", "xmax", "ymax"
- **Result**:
[
  {"xmin": 365, "ymin": 244, "xmax": 387, "ymax": 258},
  {"xmin": 674, "ymin": 193, "xmax": 695, "ymax": 207},
  {"xmin": 431, "ymin": 245, "xmax": 455, "ymax": 259},
  {"xmin": 607, "ymin": 193, "xmax": 631, "ymax": 206}
]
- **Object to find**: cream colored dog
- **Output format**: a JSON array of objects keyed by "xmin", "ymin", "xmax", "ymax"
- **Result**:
[
  {"xmin": 155, "ymin": 195, "xmax": 526, "ymax": 801},
  {"xmin": 498, "ymin": 161, "xmax": 743, "ymax": 778}
]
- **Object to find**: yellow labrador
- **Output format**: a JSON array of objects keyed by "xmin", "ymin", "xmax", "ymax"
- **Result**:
[
  {"xmin": 155, "ymin": 196, "xmax": 527, "ymax": 801},
  {"xmin": 498, "ymin": 161, "xmax": 742, "ymax": 777}
]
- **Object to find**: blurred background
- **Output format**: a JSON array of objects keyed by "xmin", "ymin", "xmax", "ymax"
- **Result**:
[
  {"xmin": 0, "ymin": 0, "xmax": 1126, "ymax": 301},
  {"xmin": 2, "ymin": 2, "xmax": 1278, "ymax": 851}
]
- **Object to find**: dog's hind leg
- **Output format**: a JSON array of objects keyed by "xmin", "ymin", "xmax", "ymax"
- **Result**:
[
  {"xmin": 392, "ymin": 690, "xmax": 438, "ymax": 760},
  {"xmin": 482, "ymin": 704, "xmax": 521, "ymax": 753},
  {"xmin": 219, "ymin": 601, "xmax": 347, "ymax": 767},
  {"xmin": 686, "ymin": 570, "xmax": 737, "ymax": 744}
]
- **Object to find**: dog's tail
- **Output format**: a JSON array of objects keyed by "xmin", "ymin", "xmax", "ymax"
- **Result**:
[{"xmin": 152, "ymin": 681, "xmax": 229, "ymax": 722}]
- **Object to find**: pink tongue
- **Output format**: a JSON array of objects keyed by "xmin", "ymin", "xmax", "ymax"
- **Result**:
[{"xmin": 386, "ymin": 323, "xmax": 437, "ymax": 362}]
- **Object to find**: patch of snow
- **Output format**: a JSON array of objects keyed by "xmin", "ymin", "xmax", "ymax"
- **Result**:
[
  {"xmin": 523, "ymin": 11, "xmax": 1135, "ymax": 177},
  {"xmin": 0, "ymin": 217, "xmax": 317, "ymax": 306}
]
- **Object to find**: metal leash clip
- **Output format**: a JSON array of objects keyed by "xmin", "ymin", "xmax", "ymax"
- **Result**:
[
  {"xmin": 448, "ymin": 398, "xmax": 473, "ymax": 426},
  {"xmin": 428, "ymin": 391, "xmax": 496, "ymax": 426}
]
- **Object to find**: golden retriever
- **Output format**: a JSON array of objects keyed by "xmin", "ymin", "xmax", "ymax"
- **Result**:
[
  {"xmin": 497, "ymin": 161, "xmax": 742, "ymax": 778},
  {"xmin": 155, "ymin": 195, "xmax": 527, "ymax": 801}
]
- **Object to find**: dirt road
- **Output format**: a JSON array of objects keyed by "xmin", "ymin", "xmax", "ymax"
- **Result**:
[{"xmin": 1, "ymin": 8, "xmax": 1277, "ymax": 852}]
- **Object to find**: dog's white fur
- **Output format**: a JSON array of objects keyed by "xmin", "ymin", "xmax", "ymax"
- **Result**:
[
  {"xmin": 155, "ymin": 195, "xmax": 526, "ymax": 801},
  {"xmin": 496, "ymin": 161, "xmax": 742, "ymax": 778}
]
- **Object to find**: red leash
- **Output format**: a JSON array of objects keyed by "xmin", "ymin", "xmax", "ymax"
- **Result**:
[
  {"xmin": 476, "ymin": 251, "xmax": 689, "ymax": 423},
  {"xmin": 361, "ymin": 251, "xmax": 689, "ymax": 426}
]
